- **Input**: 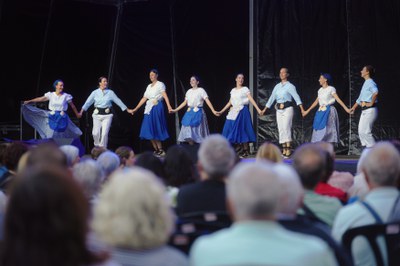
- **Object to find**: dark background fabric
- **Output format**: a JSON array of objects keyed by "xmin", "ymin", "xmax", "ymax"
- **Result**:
[{"xmin": 0, "ymin": 0, "xmax": 399, "ymax": 154}]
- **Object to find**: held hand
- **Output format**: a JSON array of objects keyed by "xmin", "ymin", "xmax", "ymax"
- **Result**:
[
  {"xmin": 301, "ymin": 110, "xmax": 308, "ymax": 117},
  {"xmin": 76, "ymin": 113, "xmax": 82, "ymax": 119},
  {"xmin": 169, "ymin": 109, "xmax": 176, "ymax": 113},
  {"xmin": 23, "ymin": 100, "xmax": 30, "ymax": 105},
  {"xmin": 257, "ymin": 110, "xmax": 262, "ymax": 115}
]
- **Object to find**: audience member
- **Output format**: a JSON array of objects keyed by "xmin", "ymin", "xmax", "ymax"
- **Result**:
[
  {"xmin": 190, "ymin": 162, "xmax": 337, "ymax": 266},
  {"xmin": 134, "ymin": 152, "xmax": 165, "ymax": 179},
  {"xmin": 96, "ymin": 151, "xmax": 120, "ymax": 179},
  {"xmin": 164, "ymin": 145, "xmax": 197, "ymax": 206},
  {"xmin": 91, "ymin": 146, "xmax": 107, "ymax": 160},
  {"xmin": 0, "ymin": 166, "xmax": 115, "ymax": 266},
  {"xmin": 314, "ymin": 142, "xmax": 348, "ymax": 202},
  {"xmin": 255, "ymin": 141, "xmax": 283, "ymax": 163},
  {"xmin": 0, "ymin": 142, "xmax": 29, "ymax": 194},
  {"xmin": 176, "ymin": 134, "xmax": 235, "ymax": 215},
  {"xmin": 72, "ymin": 159, "xmax": 105, "ymax": 206},
  {"xmin": 274, "ymin": 163, "xmax": 353, "ymax": 266},
  {"xmin": 115, "ymin": 146, "xmax": 135, "ymax": 168},
  {"xmin": 60, "ymin": 144, "xmax": 80, "ymax": 167},
  {"xmin": 332, "ymin": 141, "xmax": 400, "ymax": 266},
  {"xmin": 92, "ymin": 167, "xmax": 188, "ymax": 266},
  {"xmin": 292, "ymin": 143, "xmax": 342, "ymax": 226}
]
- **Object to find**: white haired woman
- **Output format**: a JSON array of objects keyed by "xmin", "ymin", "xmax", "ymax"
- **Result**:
[{"xmin": 92, "ymin": 167, "xmax": 188, "ymax": 266}]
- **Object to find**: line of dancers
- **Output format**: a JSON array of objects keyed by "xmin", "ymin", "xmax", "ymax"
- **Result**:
[{"xmin": 22, "ymin": 65, "xmax": 378, "ymax": 157}]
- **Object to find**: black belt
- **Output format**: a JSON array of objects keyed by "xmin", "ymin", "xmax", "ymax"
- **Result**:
[
  {"xmin": 275, "ymin": 101, "xmax": 293, "ymax": 110},
  {"xmin": 361, "ymin": 103, "xmax": 377, "ymax": 111},
  {"xmin": 95, "ymin": 107, "xmax": 112, "ymax": 115}
]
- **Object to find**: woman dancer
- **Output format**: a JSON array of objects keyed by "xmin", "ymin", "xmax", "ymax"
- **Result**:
[
  {"xmin": 22, "ymin": 79, "xmax": 82, "ymax": 144},
  {"xmin": 302, "ymin": 73, "xmax": 350, "ymax": 143},
  {"xmin": 79, "ymin": 77, "xmax": 133, "ymax": 149},
  {"xmin": 171, "ymin": 76, "xmax": 218, "ymax": 144},
  {"xmin": 132, "ymin": 69, "xmax": 172, "ymax": 156},
  {"xmin": 218, "ymin": 73, "xmax": 262, "ymax": 158},
  {"xmin": 261, "ymin": 68, "xmax": 304, "ymax": 158},
  {"xmin": 350, "ymin": 65, "xmax": 379, "ymax": 148}
]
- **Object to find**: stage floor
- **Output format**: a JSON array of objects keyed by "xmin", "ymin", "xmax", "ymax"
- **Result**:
[{"xmin": 242, "ymin": 154, "xmax": 359, "ymax": 175}]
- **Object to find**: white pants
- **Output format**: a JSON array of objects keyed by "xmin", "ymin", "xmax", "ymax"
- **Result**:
[
  {"xmin": 358, "ymin": 107, "xmax": 377, "ymax": 148},
  {"xmin": 276, "ymin": 107, "xmax": 293, "ymax": 144},
  {"xmin": 92, "ymin": 113, "xmax": 113, "ymax": 148}
]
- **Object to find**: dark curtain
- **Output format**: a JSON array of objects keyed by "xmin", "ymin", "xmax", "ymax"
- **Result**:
[{"xmin": 257, "ymin": 0, "xmax": 400, "ymax": 155}]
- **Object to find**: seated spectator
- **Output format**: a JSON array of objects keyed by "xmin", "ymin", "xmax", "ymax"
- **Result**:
[
  {"xmin": 314, "ymin": 142, "xmax": 348, "ymax": 202},
  {"xmin": 60, "ymin": 144, "xmax": 80, "ymax": 168},
  {"xmin": 256, "ymin": 141, "xmax": 283, "ymax": 163},
  {"xmin": 190, "ymin": 161, "xmax": 337, "ymax": 266},
  {"xmin": 115, "ymin": 146, "xmax": 135, "ymax": 168},
  {"xmin": 92, "ymin": 167, "xmax": 188, "ymax": 266},
  {"xmin": 91, "ymin": 146, "xmax": 107, "ymax": 160},
  {"xmin": 348, "ymin": 148, "xmax": 371, "ymax": 202},
  {"xmin": 72, "ymin": 159, "xmax": 105, "ymax": 207},
  {"xmin": 1, "ymin": 142, "xmax": 29, "ymax": 195},
  {"xmin": 134, "ymin": 152, "xmax": 165, "ymax": 179},
  {"xmin": 292, "ymin": 143, "xmax": 342, "ymax": 227},
  {"xmin": 164, "ymin": 145, "xmax": 197, "ymax": 206},
  {"xmin": 0, "ymin": 165, "xmax": 115, "ymax": 266},
  {"xmin": 0, "ymin": 143, "xmax": 10, "ymax": 181},
  {"xmin": 274, "ymin": 163, "xmax": 353, "ymax": 266},
  {"xmin": 26, "ymin": 143, "xmax": 67, "ymax": 169},
  {"xmin": 96, "ymin": 151, "xmax": 120, "ymax": 180},
  {"xmin": 332, "ymin": 142, "xmax": 400, "ymax": 266},
  {"xmin": 176, "ymin": 134, "xmax": 235, "ymax": 215}
]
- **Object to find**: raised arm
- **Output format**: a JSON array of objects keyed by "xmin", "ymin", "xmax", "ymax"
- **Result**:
[
  {"xmin": 247, "ymin": 94, "xmax": 262, "ymax": 115},
  {"xmin": 204, "ymin": 98, "xmax": 219, "ymax": 116},
  {"xmin": 24, "ymin": 96, "xmax": 48, "ymax": 104},
  {"xmin": 171, "ymin": 100, "xmax": 187, "ymax": 113},
  {"xmin": 332, "ymin": 93, "xmax": 350, "ymax": 113},
  {"xmin": 162, "ymin": 91, "xmax": 173, "ymax": 112}
]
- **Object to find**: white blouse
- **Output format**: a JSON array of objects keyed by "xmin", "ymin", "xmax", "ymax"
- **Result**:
[
  {"xmin": 185, "ymin": 88, "xmax": 208, "ymax": 110},
  {"xmin": 227, "ymin": 87, "xmax": 250, "ymax": 120},
  {"xmin": 317, "ymin": 86, "xmax": 336, "ymax": 106},
  {"xmin": 44, "ymin": 91, "xmax": 72, "ymax": 111},
  {"xmin": 143, "ymin": 81, "xmax": 166, "ymax": 114}
]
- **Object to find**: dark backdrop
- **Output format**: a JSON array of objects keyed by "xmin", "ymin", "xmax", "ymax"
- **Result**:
[{"xmin": 0, "ymin": 0, "xmax": 399, "ymax": 154}]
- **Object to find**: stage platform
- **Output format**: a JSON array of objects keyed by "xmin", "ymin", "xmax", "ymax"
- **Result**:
[{"xmin": 241, "ymin": 154, "xmax": 359, "ymax": 175}]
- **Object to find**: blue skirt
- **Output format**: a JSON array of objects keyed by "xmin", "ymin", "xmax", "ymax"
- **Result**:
[
  {"xmin": 311, "ymin": 105, "xmax": 339, "ymax": 143},
  {"xmin": 139, "ymin": 102, "xmax": 169, "ymax": 141},
  {"xmin": 178, "ymin": 109, "xmax": 209, "ymax": 143},
  {"xmin": 222, "ymin": 105, "xmax": 256, "ymax": 143},
  {"xmin": 21, "ymin": 104, "xmax": 82, "ymax": 143}
]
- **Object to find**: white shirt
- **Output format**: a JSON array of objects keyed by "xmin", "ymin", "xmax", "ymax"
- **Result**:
[
  {"xmin": 185, "ymin": 88, "xmax": 208, "ymax": 109},
  {"xmin": 44, "ymin": 91, "xmax": 72, "ymax": 111},
  {"xmin": 143, "ymin": 81, "xmax": 166, "ymax": 114},
  {"xmin": 226, "ymin": 87, "xmax": 250, "ymax": 120},
  {"xmin": 318, "ymin": 86, "xmax": 336, "ymax": 106}
]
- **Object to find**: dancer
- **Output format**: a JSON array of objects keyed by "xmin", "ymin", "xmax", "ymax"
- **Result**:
[
  {"xmin": 349, "ymin": 65, "xmax": 378, "ymax": 148},
  {"xmin": 132, "ymin": 69, "xmax": 172, "ymax": 156},
  {"xmin": 302, "ymin": 73, "xmax": 350, "ymax": 143},
  {"xmin": 171, "ymin": 76, "xmax": 218, "ymax": 144},
  {"xmin": 261, "ymin": 68, "xmax": 305, "ymax": 158},
  {"xmin": 79, "ymin": 77, "xmax": 133, "ymax": 148},
  {"xmin": 218, "ymin": 73, "xmax": 262, "ymax": 158},
  {"xmin": 22, "ymin": 79, "xmax": 82, "ymax": 144}
]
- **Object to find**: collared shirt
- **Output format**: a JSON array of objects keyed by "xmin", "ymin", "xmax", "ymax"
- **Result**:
[
  {"xmin": 332, "ymin": 187, "xmax": 399, "ymax": 266},
  {"xmin": 190, "ymin": 221, "xmax": 337, "ymax": 266},
  {"xmin": 356, "ymin": 79, "xmax": 378, "ymax": 105},
  {"xmin": 82, "ymin": 88, "xmax": 127, "ymax": 111},
  {"xmin": 266, "ymin": 81, "xmax": 302, "ymax": 108}
]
